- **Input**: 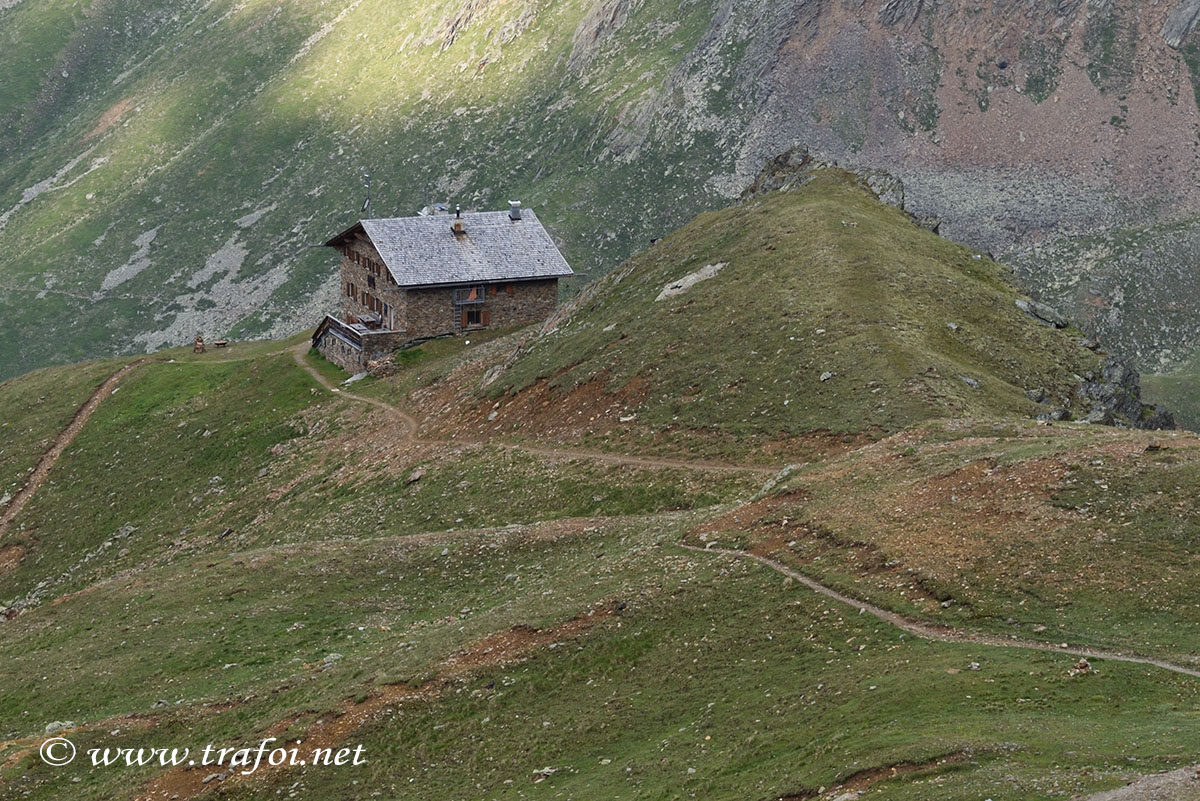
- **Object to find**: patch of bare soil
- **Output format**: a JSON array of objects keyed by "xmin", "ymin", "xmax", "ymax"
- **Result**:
[
  {"xmin": 0, "ymin": 543, "xmax": 25, "ymax": 576},
  {"xmin": 83, "ymin": 97, "xmax": 134, "ymax": 141},
  {"xmin": 686, "ymin": 489, "xmax": 944, "ymax": 610},
  {"xmin": 418, "ymin": 359, "xmax": 651, "ymax": 447},
  {"xmin": 687, "ymin": 492, "xmax": 805, "ymax": 544},
  {"xmin": 776, "ymin": 750, "xmax": 970, "ymax": 800},
  {"xmin": 881, "ymin": 456, "xmax": 1073, "ymax": 563},
  {"xmin": 132, "ymin": 603, "xmax": 617, "ymax": 800},
  {"xmin": 419, "ymin": 358, "xmax": 880, "ymax": 467},
  {"xmin": 296, "ymin": 344, "xmax": 779, "ymax": 474}
]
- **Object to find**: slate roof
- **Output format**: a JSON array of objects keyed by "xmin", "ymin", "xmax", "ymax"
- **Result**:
[{"xmin": 326, "ymin": 209, "xmax": 573, "ymax": 288}]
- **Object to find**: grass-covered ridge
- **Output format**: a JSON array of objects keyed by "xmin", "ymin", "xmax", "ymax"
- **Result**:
[{"xmin": 485, "ymin": 170, "xmax": 1102, "ymax": 447}]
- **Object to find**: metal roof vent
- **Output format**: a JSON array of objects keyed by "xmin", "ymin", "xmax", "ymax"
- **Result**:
[
  {"xmin": 508, "ymin": 200, "xmax": 522, "ymax": 221},
  {"xmin": 451, "ymin": 205, "xmax": 465, "ymax": 235}
]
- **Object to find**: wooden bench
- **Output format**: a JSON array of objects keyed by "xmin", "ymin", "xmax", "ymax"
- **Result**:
[{"xmin": 213, "ymin": 340, "xmax": 229, "ymax": 348}]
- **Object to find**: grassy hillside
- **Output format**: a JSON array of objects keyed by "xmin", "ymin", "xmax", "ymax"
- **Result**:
[
  {"xmin": 2, "ymin": 337, "xmax": 1200, "ymax": 800},
  {"xmin": 3, "ymin": 178, "xmax": 1200, "ymax": 800},
  {"xmin": 688, "ymin": 420, "xmax": 1200, "ymax": 662},
  {"xmin": 0, "ymin": 358, "xmax": 133, "ymax": 499},
  {"xmin": 0, "ymin": 346, "xmax": 753, "ymax": 610},
  {"xmin": 424, "ymin": 170, "xmax": 1108, "ymax": 460}
]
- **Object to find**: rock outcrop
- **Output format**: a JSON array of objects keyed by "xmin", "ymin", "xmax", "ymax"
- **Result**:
[
  {"xmin": 739, "ymin": 147, "xmax": 908, "ymax": 215},
  {"xmin": 878, "ymin": 0, "xmax": 923, "ymax": 28},
  {"xmin": 1079, "ymin": 358, "xmax": 1175, "ymax": 430},
  {"xmin": 1015, "ymin": 299, "xmax": 1070, "ymax": 329},
  {"xmin": 738, "ymin": 147, "xmax": 817, "ymax": 201},
  {"xmin": 1162, "ymin": 0, "xmax": 1200, "ymax": 48},
  {"xmin": 568, "ymin": 0, "xmax": 641, "ymax": 73}
]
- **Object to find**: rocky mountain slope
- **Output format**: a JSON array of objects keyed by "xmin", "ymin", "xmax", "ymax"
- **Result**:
[{"xmin": 4, "ymin": 0, "xmax": 1200, "ymax": 386}]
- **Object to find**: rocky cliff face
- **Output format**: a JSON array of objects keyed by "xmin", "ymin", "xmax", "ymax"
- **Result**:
[
  {"xmin": 1162, "ymin": 0, "xmax": 1200, "ymax": 48},
  {"xmin": 743, "ymin": 0, "xmax": 1200, "ymax": 372},
  {"xmin": 1078, "ymin": 357, "xmax": 1175, "ymax": 430},
  {"xmin": 726, "ymin": 0, "xmax": 1200, "ymax": 371},
  {"xmin": 3, "ymin": 0, "xmax": 1200, "ymax": 379}
]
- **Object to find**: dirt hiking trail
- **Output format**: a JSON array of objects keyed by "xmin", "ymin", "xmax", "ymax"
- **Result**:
[
  {"xmin": 679, "ymin": 544, "xmax": 1200, "ymax": 679},
  {"xmin": 0, "ymin": 358, "xmax": 150, "ymax": 540}
]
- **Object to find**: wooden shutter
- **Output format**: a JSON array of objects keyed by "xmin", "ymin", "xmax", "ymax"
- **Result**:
[
  {"xmin": 460, "ymin": 310, "xmax": 468, "ymax": 329},
  {"xmin": 505, "ymin": 283, "xmax": 514, "ymax": 295},
  {"xmin": 481, "ymin": 309, "xmax": 491, "ymax": 327}
]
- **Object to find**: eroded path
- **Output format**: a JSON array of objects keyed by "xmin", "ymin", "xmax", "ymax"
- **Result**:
[
  {"xmin": 0, "ymin": 358, "xmax": 150, "ymax": 540},
  {"xmin": 291, "ymin": 343, "xmax": 777, "ymax": 475},
  {"xmin": 679, "ymin": 544, "xmax": 1200, "ymax": 679}
]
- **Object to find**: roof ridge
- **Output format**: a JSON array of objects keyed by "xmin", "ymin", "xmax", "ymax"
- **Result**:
[{"xmin": 344, "ymin": 208, "xmax": 571, "ymax": 288}]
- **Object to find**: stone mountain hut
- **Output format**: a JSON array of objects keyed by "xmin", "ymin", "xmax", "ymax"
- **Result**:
[{"xmin": 313, "ymin": 201, "xmax": 573, "ymax": 372}]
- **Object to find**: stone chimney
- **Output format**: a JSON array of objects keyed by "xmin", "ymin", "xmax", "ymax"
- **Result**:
[
  {"xmin": 508, "ymin": 200, "xmax": 522, "ymax": 221},
  {"xmin": 451, "ymin": 205, "xmax": 465, "ymax": 235}
]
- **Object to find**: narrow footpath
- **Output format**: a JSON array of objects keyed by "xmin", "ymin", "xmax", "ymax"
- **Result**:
[
  {"xmin": 678, "ymin": 543, "xmax": 1200, "ymax": 679},
  {"xmin": 0, "ymin": 358, "xmax": 149, "ymax": 539}
]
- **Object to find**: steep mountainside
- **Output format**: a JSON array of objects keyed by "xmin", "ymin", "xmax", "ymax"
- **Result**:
[{"xmin": 4, "ymin": 0, "xmax": 1200, "ymax": 382}]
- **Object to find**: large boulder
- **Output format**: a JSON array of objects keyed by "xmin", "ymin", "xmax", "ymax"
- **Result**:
[{"xmin": 1015, "ymin": 299, "xmax": 1070, "ymax": 329}]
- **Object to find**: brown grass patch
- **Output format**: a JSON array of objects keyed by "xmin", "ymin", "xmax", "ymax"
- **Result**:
[{"xmin": 687, "ymin": 492, "xmax": 804, "ymax": 544}]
